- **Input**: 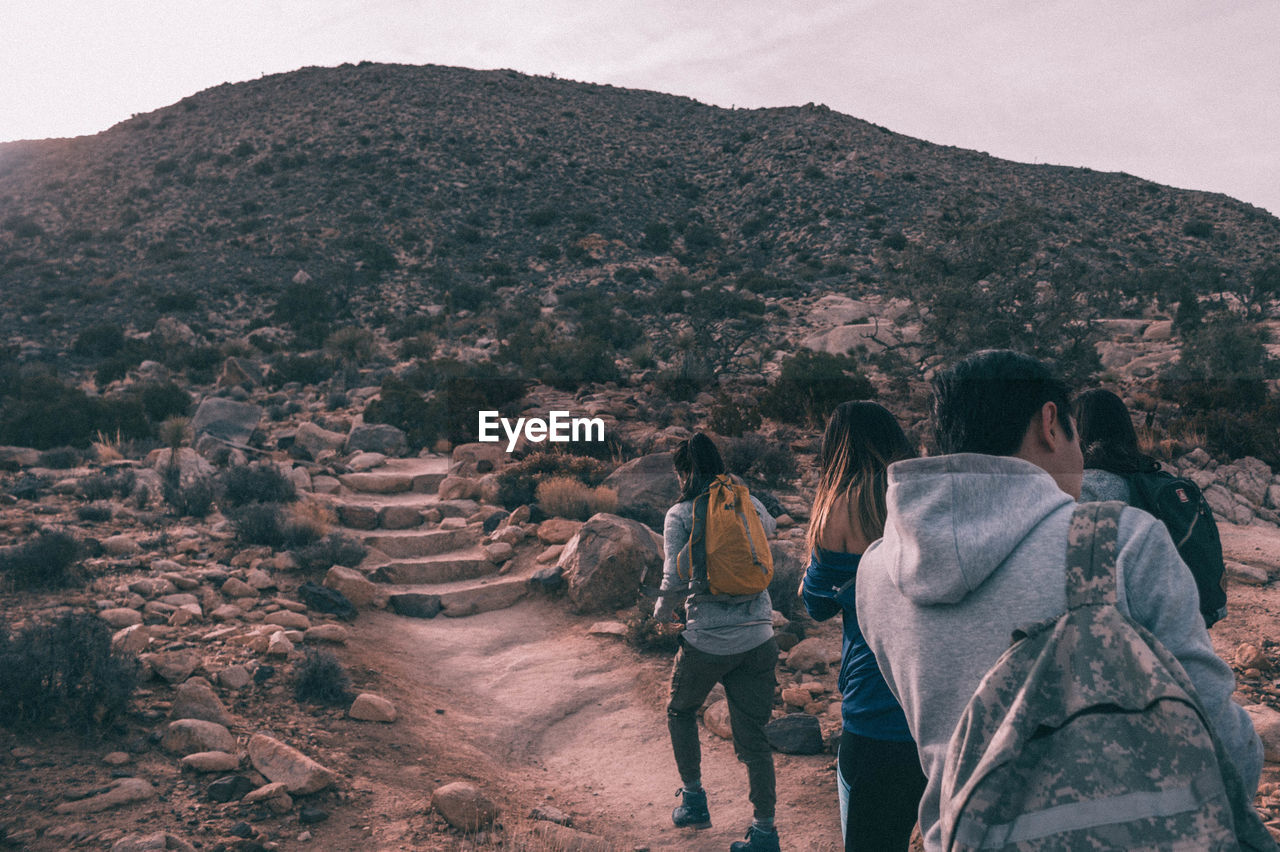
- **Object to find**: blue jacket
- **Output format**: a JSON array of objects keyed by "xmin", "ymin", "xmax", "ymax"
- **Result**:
[{"xmin": 801, "ymin": 546, "xmax": 913, "ymax": 742}]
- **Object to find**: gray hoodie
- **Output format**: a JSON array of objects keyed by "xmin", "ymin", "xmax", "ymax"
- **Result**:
[{"xmin": 856, "ymin": 453, "xmax": 1261, "ymax": 851}]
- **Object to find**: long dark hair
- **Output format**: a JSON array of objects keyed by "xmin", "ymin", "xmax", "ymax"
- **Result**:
[
  {"xmin": 673, "ymin": 433, "xmax": 726, "ymax": 502},
  {"xmin": 1074, "ymin": 388, "xmax": 1158, "ymax": 474},
  {"xmin": 808, "ymin": 401, "xmax": 915, "ymax": 553}
]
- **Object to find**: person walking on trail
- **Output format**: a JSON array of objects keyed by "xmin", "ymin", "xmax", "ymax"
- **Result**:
[
  {"xmin": 801, "ymin": 401, "xmax": 925, "ymax": 851},
  {"xmin": 854, "ymin": 349, "xmax": 1263, "ymax": 850},
  {"xmin": 653, "ymin": 433, "xmax": 782, "ymax": 852}
]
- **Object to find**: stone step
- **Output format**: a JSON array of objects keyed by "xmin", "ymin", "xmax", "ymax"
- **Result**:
[
  {"xmin": 334, "ymin": 502, "xmax": 428, "ymax": 531},
  {"xmin": 387, "ymin": 575, "xmax": 530, "ymax": 619},
  {"xmin": 339, "ymin": 470, "xmax": 446, "ymax": 494},
  {"xmin": 364, "ymin": 528, "xmax": 478, "ymax": 560},
  {"xmin": 372, "ymin": 551, "xmax": 494, "ymax": 585}
]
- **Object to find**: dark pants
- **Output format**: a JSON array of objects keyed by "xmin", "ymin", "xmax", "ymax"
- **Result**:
[
  {"xmin": 667, "ymin": 636, "xmax": 778, "ymax": 820},
  {"xmin": 839, "ymin": 730, "xmax": 926, "ymax": 852}
]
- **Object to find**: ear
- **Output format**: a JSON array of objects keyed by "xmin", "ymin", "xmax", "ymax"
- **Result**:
[{"xmin": 1029, "ymin": 401, "xmax": 1060, "ymax": 451}]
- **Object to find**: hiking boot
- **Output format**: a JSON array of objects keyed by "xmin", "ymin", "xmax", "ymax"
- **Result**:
[
  {"xmin": 671, "ymin": 787, "xmax": 711, "ymax": 829},
  {"xmin": 729, "ymin": 824, "xmax": 780, "ymax": 852}
]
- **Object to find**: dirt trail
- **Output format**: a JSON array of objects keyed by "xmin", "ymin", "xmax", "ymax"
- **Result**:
[{"xmin": 347, "ymin": 598, "xmax": 845, "ymax": 851}]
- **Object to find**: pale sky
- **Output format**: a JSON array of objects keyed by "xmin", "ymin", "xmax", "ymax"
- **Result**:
[{"xmin": 2, "ymin": 0, "xmax": 1277, "ymax": 214}]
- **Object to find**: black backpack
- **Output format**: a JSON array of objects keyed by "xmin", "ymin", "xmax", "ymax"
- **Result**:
[{"xmin": 1127, "ymin": 469, "xmax": 1228, "ymax": 628}]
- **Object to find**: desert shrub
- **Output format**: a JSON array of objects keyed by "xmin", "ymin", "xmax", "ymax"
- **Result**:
[
  {"xmin": 760, "ymin": 351, "xmax": 874, "ymax": 426},
  {"xmin": 535, "ymin": 477, "xmax": 618, "ymax": 521},
  {"xmin": 324, "ymin": 326, "xmax": 377, "ymax": 362},
  {"xmin": 396, "ymin": 332, "xmax": 437, "ymax": 360},
  {"xmin": 363, "ymin": 376, "xmax": 441, "ymax": 451},
  {"xmin": 399, "ymin": 359, "xmax": 526, "ymax": 444},
  {"xmin": 76, "ymin": 503, "xmax": 114, "ymax": 523},
  {"xmin": 655, "ymin": 355, "xmax": 716, "ymax": 401},
  {"xmin": 707, "ymin": 393, "xmax": 763, "ymax": 437},
  {"xmin": 72, "ymin": 323, "xmax": 126, "ymax": 358},
  {"xmin": 537, "ymin": 336, "xmax": 622, "ymax": 391},
  {"xmin": 0, "ymin": 530, "xmax": 80, "ymax": 591},
  {"xmin": 139, "ymin": 382, "xmax": 191, "ymax": 422},
  {"xmin": 219, "ymin": 464, "xmax": 296, "ymax": 508},
  {"xmin": 7, "ymin": 473, "xmax": 50, "ymax": 502},
  {"xmin": 293, "ymin": 533, "xmax": 368, "ymax": 574},
  {"xmin": 721, "ymin": 434, "xmax": 798, "ymax": 489},
  {"xmin": 766, "ymin": 549, "xmax": 805, "ymax": 620},
  {"xmin": 161, "ymin": 467, "xmax": 214, "ymax": 518},
  {"xmin": 0, "ymin": 613, "xmax": 139, "ymax": 733},
  {"xmin": 228, "ymin": 501, "xmax": 328, "ymax": 550},
  {"xmin": 38, "ymin": 446, "xmax": 83, "ymax": 469},
  {"xmin": 292, "ymin": 648, "xmax": 351, "ymax": 706},
  {"xmin": 1182, "ymin": 218, "xmax": 1214, "ymax": 239},
  {"xmin": 267, "ymin": 354, "xmax": 335, "ymax": 388},
  {"xmin": 496, "ymin": 452, "xmax": 612, "ymax": 509}
]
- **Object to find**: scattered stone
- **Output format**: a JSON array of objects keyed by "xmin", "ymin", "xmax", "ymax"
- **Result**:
[
  {"xmin": 170, "ymin": 678, "xmax": 233, "ymax": 725},
  {"xmin": 312, "ymin": 475, "xmax": 341, "ymax": 495},
  {"xmin": 181, "ymin": 751, "xmax": 240, "ymax": 773},
  {"xmin": 298, "ymin": 806, "xmax": 329, "ymax": 824},
  {"xmin": 323, "ymin": 565, "xmax": 388, "ymax": 608},
  {"xmin": 221, "ymin": 577, "xmax": 258, "ymax": 598},
  {"xmin": 100, "ymin": 607, "xmax": 144, "ymax": 628},
  {"xmin": 785, "ymin": 638, "xmax": 835, "ymax": 674},
  {"xmin": 207, "ymin": 774, "xmax": 255, "ymax": 803},
  {"xmin": 163, "ymin": 719, "xmax": 235, "ymax": 756},
  {"xmin": 389, "ymin": 593, "xmax": 443, "ymax": 619},
  {"xmin": 266, "ymin": 632, "xmax": 294, "ymax": 656},
  {"xmin": 245, "ymin": 568, "xmax": 275, "ymax": 590},
  {"xmin": 1228, "ymin": 560, "xmax": 1270, "ymax": 586},
  {"xmin": 588, "ymin": 621, "xmax": 628, "ymax": 637},
  {"xmin": 1237, "ymin": 644, "xmax": 1272, "ymax": 672},
  {"xmin": 211, "ymin": 603, "xmax": 244, "ymax": 621},
  {"xmin": 529, "ymin": 823, "xmax": 612, "ymax": 851},
  {"xmin": 484, "ymin": 542, "xmax": 515, "ymax": 563},
  {"xmin": 110, "ymin": 832, "xmax": 197, "ymax": 852},
  {"xmin": 145, "ymin": 650, "xmax": 201, "ymax": 684},
  {"xmin": 537, "ymin": 518, "xmax": 582, "ymax": 545},
  {"xmin": 248, "ymin": 733, "xmax": 337, "ymax": 794},
  {"xmin": 530, "ymin": 804, "xmax": 573, "ymax": 826},
  {"xmin": 103, "ymin": 751, "xmax": 131, "ymax": 766},
  {"xmin": 558, "ymin": 514, "xmax": 663, "ymax": 613},
  {"xmin": 349, "ymin": 693, "xmax": 397, "ymax": 722},
  {"xmin": 264, "ymin": 610, "xmax": 311, "ymax": 630},
  {"xmin": 537, "ymin": 545, "xmax": 564, "ymax": 564},
  {"xmin": 432, "ymin": 781, "xmax": 498, "ymax": 830},
  {"xmin": 55, "ymin": 778, "xmax": 155, "ymax": 814},
  {"xmin": 781, "ymin": 687, "xmax": 812, "ymax": 709},
  {"xmin": 703, "ymin": 700, "xmax": 733, "ymax": 740},
  {"xmin": 347, "ymin": 452, "xmax": 387, "ymax": 472},
  {"xmin": 299, "ymin": 580, "xmax": 358, "ymax": 620},
  {"xmin": 243, "ymin": 781, "xmax": 293, "ymax": 812},
  {"xmin": 438, "ymin": 475, "xmax": 480, "ymax": 500},
  {"xmin": 102, "ymin": 534, "xmax": 142, "ymax": 556},
  {"xmin": 765, "ymin": 713, "xmax": 825, "ymax": 754},
  {"xmin": 112, "ymin": 624, "xmax": 151, "ymax": 656},
  {"xmin": 305, "ymin": 624, "xmax": 350, "ymax": 644}
]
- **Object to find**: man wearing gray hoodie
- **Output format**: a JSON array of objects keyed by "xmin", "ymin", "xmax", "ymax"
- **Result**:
[{"xmin": 856, "ymin": 349, "xmax": 1262, "ymax": 850}]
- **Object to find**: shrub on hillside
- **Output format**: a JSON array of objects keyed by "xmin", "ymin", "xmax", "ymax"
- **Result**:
[
  {"xmin": 496, "ymin": 452, "xmax": 612, "ymax": 509},
  {"xmin": 267, "ymin": 354, "xmax": 335, "ymax": 388},
  {"xmin": 535, "ymin": 477, "xmax": 618, "ymax": 521},
  {"xmin": 292, "ymin": 648, "xmax": 351, "ymax": 706},
  {"xmin": 161, "ymin": 467, "xmax": 214, "ymax": 518},
  {"xmin": 0, "ymin": 531, "xmax": 79, "ymax": 591},
  {"xmin": 227, "ymin": 502, "xmax": 326, "ymax": 550},
  {"xmin": 363, "ymin": 376, "xmax": 441, "ymax": 451},
  {"xmin": 219, "ymin": 464, "xmax": 296, "ymax": 508},
  {"xmin": 38, "ymin": 447, "xmax": 83, "ymax": 469},
  {"xmin": 72, "ymin": 323, "xmax": 126, "ymax": 358},
  {"xmin": 707, "ymin": 393, "xmax": 763, "ymax": 437},
  {"xmin": 324, "ymin": 326, "xmax": 377, "ymax": 363},
  {"xmin": 760, "ymin": 351, "xmax": 875, "ymax": 426},
  {"xmin": 721, "ymin": 434, "xmax": 797, "ymax": 489},
  {"xmin": 80, "ymin": 469, "xmax": 136, "ymax": 502},
  {"xmin": 139, "ymin": 382, "xmax": 192, "ymax": 422},
  {"xmin": 0, "ymin": 613, "xmax": 139, "ymax": 733}
]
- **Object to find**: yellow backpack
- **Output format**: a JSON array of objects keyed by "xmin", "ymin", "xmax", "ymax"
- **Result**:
[{"xmin": 678, "ymin": 475, "xmax": 774, "ymax": 596}]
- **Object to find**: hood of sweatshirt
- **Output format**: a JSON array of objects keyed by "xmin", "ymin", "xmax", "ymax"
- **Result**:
[{"xmin": 876, "ymin": 453, "xmax": 1076, "ymax": 605}]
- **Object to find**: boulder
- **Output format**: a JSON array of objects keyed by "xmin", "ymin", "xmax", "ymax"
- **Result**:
[
  {"xmin": 170, "ymin": 679, "xmax": 233, "ymax": 725},
  {"xmin": 191, "ymin": 398, "xmax": 262, "ymax": 445},
  {"xmin": 484, "ymin": 542, "xmax": 515, "ymax": 563},
  {"xmin": 349, "ymin": 693, "xmax": 397, "ymax": 722},
  {"xmin": 431, "ymin": 781, "xmax": 498, "ymax": 830},
  {"xmin": 1225, "ymin": 457, "xmax": 1273, "ymax": 507},
  {"xmin": 112, "ymin": 624, "xmax": 151, "ymax": 655},
  {"xmin": 217, "ymin": 357, "xmax": 261, "ymax": 389},
  {"xmin": 162, "ymin": 719, "xmax": 235, "ymax": 756},
  {"xmin": 785, "ymin": 637, "xmax": 836, "ymax": 674},
  {"xmin": 293, "ymin": 422, "xmax": 348, "ymax": 460},
  {"xmin": 248, "ymin": 733, "xmax": 337, "ymax": 794},
  {"xmin": 601, "ymin": 453, "xmax": 679, "ymax": 529},
  {"xmin": 438, "ymin": 475, "xmax": 480, "ymax": 500},
  {"xmin": 764, "ymin": 713, "xmax": 824, "ymax": 754},
  {"xmin": 450, "ymin": 442, "xmax": 508, "ymax": 476},
  {"xmin": 558, "ymin": 513, "xmax": 664, "ymax": 613},
  {"xmin": 153, "ymin": 316, "xmax": 197, "ymax": 346},
  {"xmin": 323, "ymin": 565, "xmax": 388, "ymax": 608},
  {"xmin": 346, "ymin": 424, "xmax": 408, "ymax": 457}
]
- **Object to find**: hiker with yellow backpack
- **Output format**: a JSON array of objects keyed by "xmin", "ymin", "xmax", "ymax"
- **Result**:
[{"xmin": 653, "ymin": 433, "xmax": 781, "ymax": 852}]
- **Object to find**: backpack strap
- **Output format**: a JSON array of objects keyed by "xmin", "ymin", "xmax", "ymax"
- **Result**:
[
  {"xmin": 1065, "ymin": 501, "xmax": 1125, "ymax": 609},
  {"xmin": 686, "ymin": 489, "xmax": 711, "ymax": 595}
]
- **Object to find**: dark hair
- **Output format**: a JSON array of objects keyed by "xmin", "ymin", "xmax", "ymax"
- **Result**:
[
  {"xmin": 808, "ymin": 401, "xmax": 915, "ymax": 552},
  {"xmin": 932, "ymin": 350, "xmax": 1074, "ymax": 456},
  {"xmin": 1075, "ymin": 388, "xmax": 1158, "ymax": 474},
  {"xmin": 673, "ymin": 432, "xmax": 726, "ymax": 502}
]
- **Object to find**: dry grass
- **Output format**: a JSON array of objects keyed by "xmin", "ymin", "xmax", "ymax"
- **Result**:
[
  {"xmin": 286, "ymin": 497, "xmax": 336, "ymax": 540},
  {"xmin": 91, "ymin": 430, "xmax": 124, "ymax": 463},
  {"xmin": 1138, "ymin": 423, "xmax": 1207, "ymax": 461},
  {"xmin": 535, "ymin": 476, "xmax": 618, "ymax": 521}
]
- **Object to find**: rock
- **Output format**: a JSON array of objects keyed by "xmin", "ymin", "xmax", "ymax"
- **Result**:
[
  {"xmin": 1142, "ymin": 320, "xmax": 1173, "ymax": 341},
  {"xmin": 530, "ymin": 804, "xmax": 573, "ymax": 826},
  {"xmin": 587, "ymin": 621, "xmax": 627, "ymax": 636},
  {"xmin": 558, "ymin": 514, "xmax": 664, "ymax": 613},
  {"xmin": 145, "ymin": 650, "xmax": 201, "ymax": 684},
  {"xmin": 101, "ymin": 607, "xmax": 143, "ymax": 628},
  {"xmin": 211, "ymin": 603, "xmax": 244, "ymax": 621},
  {"xmin": 1228, "ymin": 560, "xmax": 1270, "ymax": 586},
  {"xmin": 55, "ymin": 777, "xmax": 155, "ymax": 814},
  {"xmin": 312, "ymin": 474, "xmax": 340, "ymax": 494},
  {"xmin": 112, "ymin": 624, "xmax": 151, "ymax": 654},
  {"xmin": 266, "ymin": 632, "xmax": 294, "ymax": 656},
  {"xmin": 0, "ymin": 445, "xmax": 41, "ymax": 468},
  {"xmin": 537, "ymin": 544, "xmax": 564, "ymax": 564},
  {"xmin": 217, "ymin": 357, "xmax": 261, "ymax": 389},
  {"xmin": 191, "ymin": 398, "xmax": 262, "ymax": 445},
  {"xmin": 102, "ymin": 535, "xmax": 142, "ymax": 556},
  {"xmin": 782, "ymin": 687, "xmax": 812, "ymax": 709},
  {"xmin": 299, "ymin": 806, "xmax": 329, "ymax": 824},
  {"xmin": 323, "ymin": 565, "xmax": 388, "ymax": 608},
  {"xmin": 264, "ymin": 610, "xmax": 311, "ymax": 630},
  {"xmin": 1236, "ymin": 643, "xmax": 1271, "ymax": 671},
  {"xmin": 450, "ymin": 442, "xmax": 508, "ymax": 477},
  {"xmin": 207, "ymin": 774, "xmax": 255, "ymax": 803},
  {"xmin": 389, "ymin": 593, "xmax": 443, "ymax": 618},
  {"xmin": 484, "ymin": 542, "xmax": 515, "ymax": 563},
  {"xmin": 703, "ymin": 700, "xmax": 733, "ymax": 740},
  {"xmin": 438, "ymin": 475, "xmax": 480, "ymax": 500},
  {"xmin": 529, "ymin": 823, "xmax": 612, "ymax": 852},
  {"xmin": 338, "ymin": 504, "xmax": 380, "ymax": 529},
  {"xmin": 785, "ymin": 638, "xmax": 836, "ymax": 674},
  {"xmin": 349, "ymin": 693, "xmax": 397, "ymax": 722},
  {"xmin": 154, "ymin": 316, "xmax": 197, "ymax": 346},
  {"xmin": 242, "ymin": 781, "xmax": 293, "ymax": 812},
  {"xmin": 170, "ymin": 678, "xmax": 233, "ymax": 725},
  {"xmin": 1227, "ymin": 457, "xmax": 1274, "ymax": 507},
  {"xmin": 219, "ymin": 665, "xmax": 252, "ymax": 690},
  {"xmin": 601, "ymin": 453, "xmax": 680, "ymax": 528},
  {"xmin": 244, "ymin": 568, "xmax": 275, "ymax": 590},
  {"xmin": 181, "ymin": 751, "xmax": 240, "ymax": 773},
  {"xmin": 111, "ymin": 832, "xmax": 197, "ymax": 852},
  {"xmin": 293, "ymin": 422, "xmax": 348, "ymax": 460},
  {"xmin": 1245, "ymin": 704, "xmax": 1280, "ymax": 763},
  {"xmin": 346, "ymin": 424, "xmax": 408, "ymax": 457},
  {"xmin": 764, "ymin": 713, "xmax": 825, "ymax": 754},
  {"xmin": 299, "ymin": 581, "xmax": 359, "ymax": 620},
  {"xmin": 221, "ymin": 576, "xmax": 258, "ymax": 598},
  {"xmin": 305, "ymin": 624, "xmax": 350, "ymax": 644},
  {"xmin": 432, "ymin": 781, "xmax": 498, "ymax": 830},
  {"xmin": 538, "ymin": 517, "xmax": 584, "ymax": 545},
  {"xmin": 248, "ymin": 733, "xmax": 337, "ymax": 794},
  {"xmin": 290, "ymin": 466, "xmax": 314, "ymax": 493},
  {"xmin": 380, "ymin": 505, "xmax": 423, "ymax": 529},
  {"xmin": 163, "ymin": 719, "xmax": 235, "ymax": 756},
  {"xmin": 103, "ymin": 751, "xmax": 131, "ymax": 765},
  {"xmin": 347, "ymin": 451, "xmax": 387, "ymax": 472}
]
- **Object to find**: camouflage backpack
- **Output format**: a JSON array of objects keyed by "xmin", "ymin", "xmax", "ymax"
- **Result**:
[{"xmin": 939, "ymin": 501, "xmax": 1275, "ymax": 852}]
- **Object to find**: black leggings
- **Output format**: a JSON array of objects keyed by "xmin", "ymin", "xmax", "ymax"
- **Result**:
[{"xmin": 839, "ymin": 730, "xmax": 926, "ymax": 852}]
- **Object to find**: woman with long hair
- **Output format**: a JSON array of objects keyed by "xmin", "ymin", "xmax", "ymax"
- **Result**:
[
  {"xmin": 801, "ymin": 401, "xmax": 925, "ymax": 851},
  {"xmin": 1075, "ymin": 388, "xmax": 1161, "ymax": 502},
  {"xmin": 653, "ymin": 432, "xmax": 782, "ymax": 852}
]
